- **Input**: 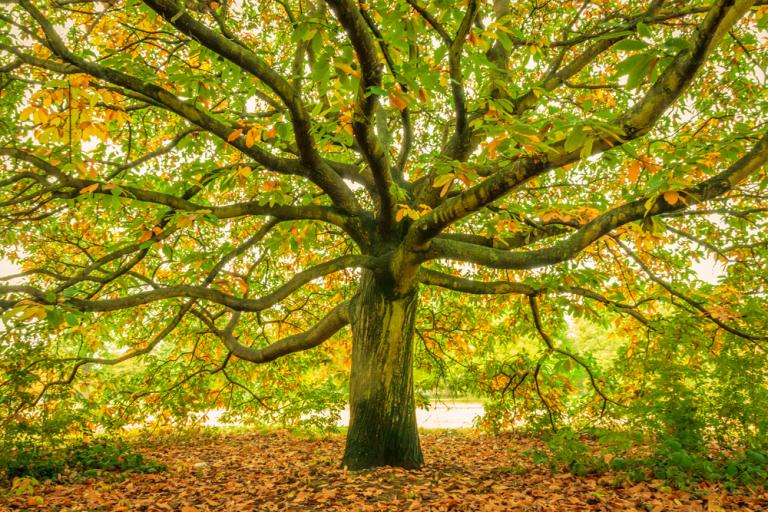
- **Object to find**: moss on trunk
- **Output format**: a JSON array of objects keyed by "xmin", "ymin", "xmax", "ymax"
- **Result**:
[{"xmin": 342, "ymin": 271, "xmax": 423, "ymax": 470}]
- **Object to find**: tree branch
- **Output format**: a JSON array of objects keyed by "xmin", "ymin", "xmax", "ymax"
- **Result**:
[
  {"xmin": 529, "ymin": 295, "xmax": 619, "ymax": 410},
  {"xmin": 425, "ymin": 131, "xmax": 768, "ymax": 268},
  {"xmin": 196, "ymin": 301, "xmax": 352, "ymax": 364},
  {"xmin": 0, "ymin": 254, "xmax": 375, "ymax": 313},
  {"xmin": 407, "ymin": 0, "xmax": 756, "ymax": 244},
  {"xmin": 613, "ymin": 238, "xmax": 768, "ymax": 344},
  {"xmin": 0, "ymin": 148, "xmax": 352, "ymax": 229},
  {"xmin": 140, "ymin": 0, "xmax": 361, "ymax": 213},
  {"xmin": 327, "ymin": 0, "xmax": 395, "ymax": 235}
]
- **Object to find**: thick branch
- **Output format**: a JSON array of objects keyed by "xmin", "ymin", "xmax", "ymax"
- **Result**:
[
  {"xmin": 0, "ymin": 148, "xmax": 352, "ymax": 229},
  {"xmin": 199, "ymin": 301, "xmax": 351, "ymax": 363},
  {"xmin": 418, "ymin": 268, "xmax": 650, "ymax": 326},
  {"xmin": 140, "ymin": 0, "xmax": 360, "ymax": 213},
  {"xmin": 408, "ymin": 0, "xmax": 755, "ymax": 244},
  {"xmin": 417, "ymin": 268, "xmax": 535, "ymax": 295},
  {"xmin": 327, "ymin": 0, "xmax": 394, "ymax": 235},
  {"xmin": 2, "ymin": 255, "xmax": 376, "ymax": 312},
  {"xmin": 426, "ymin": 131, "xmax": 768, "ymax": 268}
]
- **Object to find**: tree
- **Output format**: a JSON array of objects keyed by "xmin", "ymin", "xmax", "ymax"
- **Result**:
[{"xmin": 1, "ymin": 0, "xmax": 767, "ymax": 470}]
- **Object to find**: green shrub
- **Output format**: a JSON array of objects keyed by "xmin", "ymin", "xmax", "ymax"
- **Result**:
[
  {"xmin": 67, "ymin": 440, "xmax": 165, "ymax": 475},
  {"xmin": 0, "ymin": 438, "xmax": 165, "ymax": 485},
  {"xmin": 0, "ymin": 445, "xmax": 66, "ymax": 482},
  {"xmin": 525, "ymin": 428, "xmax": 768, "ymax": 490}
]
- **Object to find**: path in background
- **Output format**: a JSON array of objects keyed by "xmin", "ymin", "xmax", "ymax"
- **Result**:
[
  {"xmin": 336, "ymin": 401, "xmax": 485, "ymax": 429},
  {"xmin": 200, "ymin": 401, "xmax": 485, "ymax": 429}
]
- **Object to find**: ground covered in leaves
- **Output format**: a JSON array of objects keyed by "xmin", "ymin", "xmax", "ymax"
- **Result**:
[{"xmin": 2, "ymin": 430, "xmax": 766, "ymax": 511}]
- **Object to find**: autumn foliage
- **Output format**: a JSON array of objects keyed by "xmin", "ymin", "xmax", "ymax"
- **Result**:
[
  {"xmin": 1, "ymin": 0, "xmax": 768, "ymax": 478},
  {"xmin": 3, "ymin": 430, "xmax": 768, "ymax": 511}
]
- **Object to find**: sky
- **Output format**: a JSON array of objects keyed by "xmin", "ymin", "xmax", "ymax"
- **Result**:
[{"xmin": 0, "ymin": 258, "xmax": 19, "ymax": 281}]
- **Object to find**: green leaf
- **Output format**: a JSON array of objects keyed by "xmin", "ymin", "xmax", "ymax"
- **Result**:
[
  {"xmin": 564, "ymin": 126, "xmax": 587, "ymax": 153},
  {"xmin": 614, "ymin": 39, "xmax": 649, "ymax": 52},
  {"xmin": 616, "ymin": 53, "xmax": 655, "ymax": 89},
  {"xmin": 580, "ymin": 137, "xmax": 595, "ymax": 159},
  {"xmin": 636, "ymin": 22, "xmax": 652, "ymax": 39},
  {"xmin": 663, "ymin": 37, "xmax": 691, "ymax": 51}
]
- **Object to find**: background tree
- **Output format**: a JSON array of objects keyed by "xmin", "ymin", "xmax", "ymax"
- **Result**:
[{"xmin": 1, "ymin": 0, "xmax": 767, "ymax": 470}]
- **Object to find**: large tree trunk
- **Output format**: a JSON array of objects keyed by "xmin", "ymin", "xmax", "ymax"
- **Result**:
[{"xmin": 342, "ymin": 272, "xmax": 423, "ymax": 470}]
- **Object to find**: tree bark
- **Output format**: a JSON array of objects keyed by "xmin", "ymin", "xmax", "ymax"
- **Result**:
[{"xmin": 342, "ymin": 271, "xmax": 423, "ymax": 470}]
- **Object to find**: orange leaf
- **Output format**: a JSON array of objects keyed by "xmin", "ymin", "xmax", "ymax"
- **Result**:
[
  {"xmin": 262, "ymin": 179, "xmax": 279, "ymax": 192},
  {"xmin": 517, "ymin": 133, "xmax": 541, "ymax": 144},
  {"xmin": 79, "ymin": 183, "xmax": 99, "ymax": 194},
  {"xmin": 663, "ymin": 191, "xmax": 680, "ymax": 205},
  {"xmin": 388, "ymin": 89, "xmax": 411, "ymax": 112},
  {"xmin": 245, "ymin": 127, "xmax": 261, "ymax": 148},
  {"xmin": 227, "ymin": 128, "xmax": 243, "ymax": 142},
  {"xmin": 137, "ymin": 230, "xmax": 153, "ymax": 244},
  {"xmin": 627, "ymin": 161, "xmax": 641, "ymax": 183},
  {"xmin": 177, "ymin": 215, "xmax": 196, "ymax": 228},
  {"xmin": 485, "ymin": 135, "xmax": 505, "ymax": 159}
]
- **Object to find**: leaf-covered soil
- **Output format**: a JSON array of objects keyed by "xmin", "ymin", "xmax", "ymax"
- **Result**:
[{"xmin": 2, "ymin": 430, "xmax": 766, "ymax": 511}]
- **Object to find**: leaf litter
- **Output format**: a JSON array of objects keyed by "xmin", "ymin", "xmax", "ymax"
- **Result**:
[{"xmin": 2, "ymin": 431, "xmax": 766, "ymax": 511}]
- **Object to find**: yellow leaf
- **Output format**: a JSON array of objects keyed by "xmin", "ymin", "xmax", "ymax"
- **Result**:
[
  {"xmin": 334, "ymin": 62, "xmax": 360, "ymax": 79},
  {"xmin": 33, "ymin": 108, "xmax": 49, "ymax": 125},
  {"xmin": 20, "ymin": 106, "xmax": 36, "ymax": 122},
  {"xmin": 236, "ymin": 166, "xmax": 252, "ymax": 178},
  {"xmin": 79, "ymin": 183, "xmax": 99, "ymax": 194},
  {"xmin": 19, "ymin": 305, "xmax": 47, "ymax": 322},
  {"xmin": 432, "ymin": 174, "xmax": 455, "ymax": 189}
]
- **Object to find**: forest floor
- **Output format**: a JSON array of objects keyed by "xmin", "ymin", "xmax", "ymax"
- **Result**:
[{"xmin": 1, "ymin": 430, "xmax": 766, "ymax": 511}]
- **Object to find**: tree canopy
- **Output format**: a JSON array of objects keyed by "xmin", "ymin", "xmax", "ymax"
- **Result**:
[{"xmin": 1, "ymin": 0, "xmax": 767, "ymax": 469}]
